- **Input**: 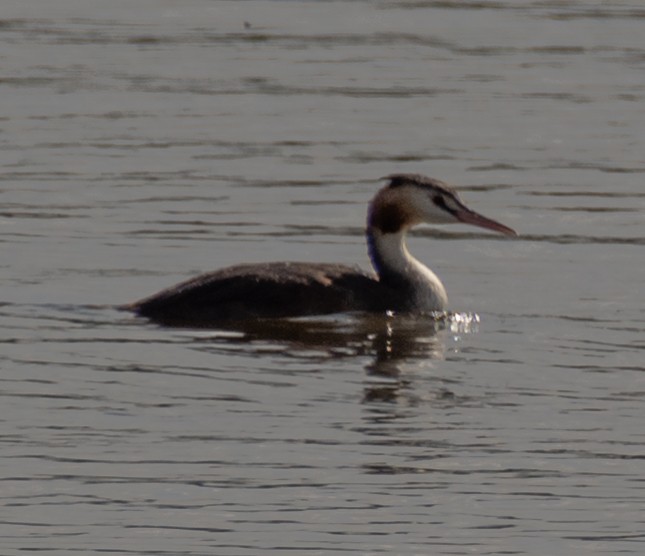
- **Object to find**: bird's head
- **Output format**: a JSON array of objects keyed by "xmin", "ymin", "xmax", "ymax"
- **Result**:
[{"xmin": 368, "ymin": 173, "xmax": 517, "ymax": 236}]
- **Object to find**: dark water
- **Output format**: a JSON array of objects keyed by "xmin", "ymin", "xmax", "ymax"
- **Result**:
[{"xmin": 3, "ymin": 1, "xmax": 645, "ymax": 554}]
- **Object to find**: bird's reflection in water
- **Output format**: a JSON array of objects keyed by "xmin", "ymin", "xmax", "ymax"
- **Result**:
[
  {"xmin": 363, "ymin": 311, "xmax": 479, "ymax": 404},
  {"xmin": 192, "ymin": 311, "xmax": 479, "ymax": 404}
]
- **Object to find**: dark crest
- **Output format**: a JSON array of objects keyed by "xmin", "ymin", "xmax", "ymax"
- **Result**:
[{"xmin": 384, "ymin": 173, "xmax": 458, "ymax": 196}]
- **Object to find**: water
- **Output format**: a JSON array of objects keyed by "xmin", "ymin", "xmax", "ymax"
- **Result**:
[{"xmin": 3, "ymin": 1, "xmax": 645, "ymax": 554}]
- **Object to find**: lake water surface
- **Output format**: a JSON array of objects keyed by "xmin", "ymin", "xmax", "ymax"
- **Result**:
[{"xmin": 3, "ymin": 1, "xmax": 645, "ymax": 554}]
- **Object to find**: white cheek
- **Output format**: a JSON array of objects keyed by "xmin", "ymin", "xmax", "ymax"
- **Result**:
[{"xmin": 408, "ymin": 190, "xmax": 455, "ymax": 224}]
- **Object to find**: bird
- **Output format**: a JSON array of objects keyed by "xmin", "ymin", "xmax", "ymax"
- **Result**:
[{"xmin": 125, "ymin": 174, "xmax": 516, "ymax": 326}]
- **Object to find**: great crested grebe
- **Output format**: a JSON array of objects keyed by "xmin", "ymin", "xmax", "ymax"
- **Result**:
[{"xmin": 126, "ymin": 174, "xmax": 516, "ymax": 325}]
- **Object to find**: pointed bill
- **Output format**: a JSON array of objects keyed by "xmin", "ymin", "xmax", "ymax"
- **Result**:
[{"xmin": 455, "ymin": 206, "xmax": 517, "ymax": 237}]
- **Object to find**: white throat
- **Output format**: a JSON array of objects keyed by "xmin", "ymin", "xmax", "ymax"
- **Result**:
[{"xmin": 367, "ymin": 228, "xmax": 448, "ymax": 312}]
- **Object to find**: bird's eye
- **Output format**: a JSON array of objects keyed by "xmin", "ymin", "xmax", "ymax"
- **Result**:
[{"xmin": 433, "ymin": 194, "xmax": 457, "ymax": 215}]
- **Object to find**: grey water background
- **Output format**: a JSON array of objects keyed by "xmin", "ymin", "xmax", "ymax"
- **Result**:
[{"xmin": 3, "ymin": 1, "xmax": 645, "ymax": 554}]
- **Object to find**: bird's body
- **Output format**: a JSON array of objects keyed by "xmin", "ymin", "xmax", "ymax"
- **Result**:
[
  {"xmin": 126, "ymin": 174, "xmax": 516, "ymax": 326},
  {"xmin": 130, "ymin": 262, "xmax": 396, "ymax": 324}
]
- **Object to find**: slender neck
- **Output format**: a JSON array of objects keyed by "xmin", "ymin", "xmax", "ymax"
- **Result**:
[{"xmin": 366, "ymin": 226, "xmax": 448, "ymax": 312}]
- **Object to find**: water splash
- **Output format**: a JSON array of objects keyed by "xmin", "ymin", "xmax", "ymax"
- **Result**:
[{"xmin": 447, "ymin": 311, "xmax": 481, "ymax": 335}]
